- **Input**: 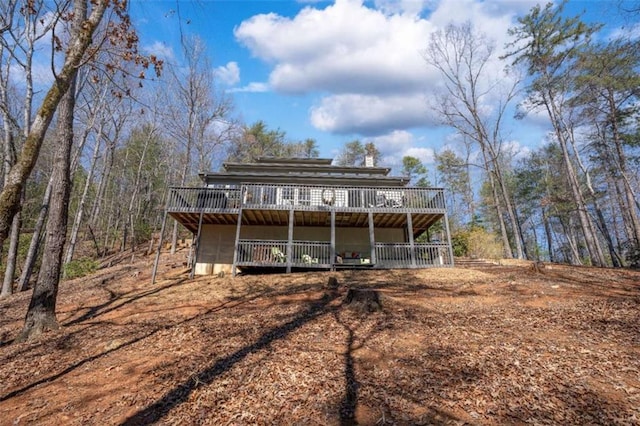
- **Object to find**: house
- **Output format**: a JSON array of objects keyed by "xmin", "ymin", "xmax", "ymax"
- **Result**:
[{"xmin": 157, "ymin": 157, "xmax": 454, "ymax": 278}]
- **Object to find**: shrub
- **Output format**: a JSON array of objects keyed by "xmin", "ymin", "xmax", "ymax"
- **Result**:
[
  {"xmin": 622, "ymin": 240, "xmax": 640, "ymax": 269},
  {"xmin": 467, "ymin": 228, "xmax": 503, "ymax": 260},
  {"xmin": 451, "ymin": 230, "xmax": 470, "ymax": 257},
  {"xmin": 63, "ymin": 258, "xmax": 99, "ymax": 280}
]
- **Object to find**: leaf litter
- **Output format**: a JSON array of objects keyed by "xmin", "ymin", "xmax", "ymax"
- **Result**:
[{"xmin": 0, "ymin": 251, "xmax": 638, "ymax": 425}]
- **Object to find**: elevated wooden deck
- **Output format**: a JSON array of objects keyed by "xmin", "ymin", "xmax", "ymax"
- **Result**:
[{"xmin": 167, "ymin": 184, "xmax": 446, "ymax": 235}]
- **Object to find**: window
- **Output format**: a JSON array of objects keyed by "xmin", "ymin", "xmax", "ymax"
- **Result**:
[
  {"xmin": 282, "ymin": 187, "xmax": 295, "ymax": 205},
  {"xmin": 298, "ymin": 188, "xmax": 311, "ymax": 206}
]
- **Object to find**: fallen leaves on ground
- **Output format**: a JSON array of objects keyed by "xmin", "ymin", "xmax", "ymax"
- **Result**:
[{"xmin": 0, "ymin": 253, "xmax": 639, "ymax": 425}]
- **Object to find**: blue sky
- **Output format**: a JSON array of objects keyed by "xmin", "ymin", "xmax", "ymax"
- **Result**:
[{"xmin": 130, "ymin": 0, "xmax": 639, "ymax": 172}]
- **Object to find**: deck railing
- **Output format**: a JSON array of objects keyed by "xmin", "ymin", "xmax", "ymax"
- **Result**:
[
  {"xmin": 290, "ymin": 241, "xmax": 332, "ymax": 266},
  {"xmin": 234, "ymin": 239, "xmax": 452, "ymax": 269},
  {"xmin": 235, "ymin": 239, "xmax": 331, "ymax": 268},
  {"xmin": 375, "ymin": 242, "xmax": 452, "ymax": 267},
  {"xmin": 168, "ymin": 184, "xmax": 446, "ymax": 213}
]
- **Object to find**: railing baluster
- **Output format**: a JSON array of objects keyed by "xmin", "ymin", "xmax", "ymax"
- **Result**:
[{"xmin": 167, "ymin": 184, "xmax": 446, "ymax": 214}]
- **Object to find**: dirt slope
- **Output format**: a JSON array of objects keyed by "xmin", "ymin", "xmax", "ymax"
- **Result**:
[{"xmin": 0, "ymin": 252, "xmax": 639, "ymax": 425}]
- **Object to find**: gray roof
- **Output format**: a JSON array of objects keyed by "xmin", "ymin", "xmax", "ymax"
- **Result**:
[
  {"xmin": 203, "ymin": 156, "xmax": 408, "ymax": 187},
  {"xmin": 200, "ymin": 171, "xmax": 409, "ymax": 187}
]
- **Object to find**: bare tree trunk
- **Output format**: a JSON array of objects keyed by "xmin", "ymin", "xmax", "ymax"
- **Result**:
[
  {"xmin": 0, "ymin": 0, "xmax": 109, "ymax": 249},
  {"xmin": 65, "ymin": 131, "xmax": 102, "ymax": 265},
  {"xmin": 480, "ymin": 148, "xmax": 512, "ymax": 258},
  {"xmin": 542, "ymin": 207, "xmax": 555, "ymax": 263},
  {"xmin": 89, "ymin": 137, "xmax": 114, "ymax": 226},
  {"xmin": 18, "ymin": 84, "xmax": 75, "ymax": 340},
  {"xmin": 493, "ymin": 162, "xmax": 525, "ymax": 259},
  {"xmin": 558, "ymin": 213, "xmax": 581, "ymax": 265},
  {"xmin": 542, "ymin": 91, "xmax": 605, "ymax": 267},
  {"xmin": 17, "ymin": 179, "xmax": 52, "ymax": 291},
  {"xmin": 612, "ymin": 145, "xmax": 640, "ymax": 245},
  {"xmin": 567, "ymin": 129, "xmax": 609, "ymax": 265},
  {"xmin": 17, "ymin": 0, "xmax": 83, "ymax": 337},
  {"xmin": 102, "ymin": 210, "xmax": 114, "ymax": 257},
  {"xmin": 0, "ymin": 210, "xmax": 20, "ymax": 297},
  {"xmin": 127, "ymin": 127, "xmax": 154, "ymax": 259}
]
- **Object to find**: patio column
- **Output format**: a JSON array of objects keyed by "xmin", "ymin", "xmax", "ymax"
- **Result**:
[
  {"xmin": 189, "ymin": 209, "xmax": 206, "ymax": 279},
  {"xmin": 151, "ymin": 209, "xmax": 169, "ymax": 284},
  {"xmin": 444, "ymin": 207, "xmax": 454, "ymax": 267},
  {"xmin": 287, "ymin": 208, "xmax": 294, "ymax": 273},
  {"xmin": 232, "ymin": 207, "xmax": 243, "ymax": 277},
  {"xmin": 330, "ymin": 210, "xmax": 336, "ymax": 270},
  {"xmin": 368, "ymin": 212, "xmax": 376, "ymax": 265},
  {"xmin": 407, "ymin": 212, "xmax": 416, "ymax": 268}
]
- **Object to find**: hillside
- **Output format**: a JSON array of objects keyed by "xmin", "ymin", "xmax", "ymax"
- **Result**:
[{"xmin": 0, "ymin": 251, "xmax": 639, "ymax": 425}]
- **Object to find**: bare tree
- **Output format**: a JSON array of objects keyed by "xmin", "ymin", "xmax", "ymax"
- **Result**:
[
  {"xmin": 425, "ymin": 21, "xmax": 525, "ymax": 259},
  {"xmin": 162, "ymin": 35, "xmax": 236, "ymax": 253},
  {"xmin": 0, "ymin": 0, "xmax": 55, "ymax": 297},
  {"xmin": 505, "ymin": 1, "xmax": 606, "ymax": 266},
  {"xmin": 64, "ymin": 69, "xmax": 117, "ymax": 264},
  {"xmin": 0, "ymin": 0, "xmax": 112, "ymax": 253},
  {"xmin": 17, "ymin": 0, "xmax": 90, "ymax": 339},
  {"xmin": 14, "ymin": 0, "xmax": 162, "ymax": 340}
]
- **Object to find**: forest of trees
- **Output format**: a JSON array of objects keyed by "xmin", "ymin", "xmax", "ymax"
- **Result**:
[
  {"xmin": 425, "ymin": 2, "xmax": 639, "ymax": 268},
  {"xmin": 0, "ymin": 1, "xmax": 638, "ymax": 339}
]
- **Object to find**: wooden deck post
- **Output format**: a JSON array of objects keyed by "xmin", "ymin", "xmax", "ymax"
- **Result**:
[
  {"xmin": 189, "ymin": 210, "xmax": 205, "ymax": 279},
  {"xmin": 232, "ymin": 206, "xmax": 243, "ymax": 277},
  {"xmin": 287, "ymin": 208, "xmax": 294, "ymax": 273},
  {"xmin": 151, "ymin": 209, "xmax": 169, "ymax": 285},
  {"xmin": 330, "ymin": 210, "xmax": 336, "ymax": 271},
  {"xmin": 407, "ymin": 212, "xmax": 416, "ymax": 267},
  {"xmin": 443, "ymin": 208, "xmax": 454, "ymax": 267},
  {"xmin": 368, "ymin": 212, "xmax": 376, "ymax": 265}
]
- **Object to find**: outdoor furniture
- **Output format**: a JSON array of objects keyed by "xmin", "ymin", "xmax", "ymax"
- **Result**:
[
  {"xmin": 302, "ymin": 254, "xmax": 319, "ymax": 264},
  {"xmin": 271, "ymin": 247, "xmax": 286, "ymax": 262}
]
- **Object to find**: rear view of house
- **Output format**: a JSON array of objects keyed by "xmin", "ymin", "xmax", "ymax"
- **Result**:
[{"xmin": 163, "ymin": 157, "xmax": 454, "ymax": 276}]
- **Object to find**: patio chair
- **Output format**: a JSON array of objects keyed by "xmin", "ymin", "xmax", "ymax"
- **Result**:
[
  {"xmin": 302, "ymin": 254, "xmax": 319, "ymax": 264},
  {"xmin": 271, "ymin": 247, "xmax": 286, "ymax": 263}
]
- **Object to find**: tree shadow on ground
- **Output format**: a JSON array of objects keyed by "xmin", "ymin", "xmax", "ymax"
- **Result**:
[
  {"xmin": 0, "ymin": 276, "xmax": 286, "ymax": 402},
  {"xmin": 63, "ymin": 277, "xmax": 190, "ymax": 326},
  {"xmin": 120, "ymin": 287, "xmax": 343, "ymax": 425},
  {"xmin": 0, "ymin": 292, "xmax": 258, "ymax": 403}
]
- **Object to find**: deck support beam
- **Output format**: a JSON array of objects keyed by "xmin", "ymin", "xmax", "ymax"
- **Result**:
[
  {"xmin": 151, "ymin": 209, "xmax": 169, "ymax": 284},
  {"xmin": 286, "ymin": 208, "xmax": 294, "ymax": 273},
  {"xmin": 189, "ymin": 210, "xmax": 205, "ymax": 279},
  {"xmin": 407, "ymin": 212, "xmax": 416, "ymax": 268},
  {"xmin": 443, "ymin": 210, "xmax": 454, "ymax": 267},
  {"xmin": 232, "ymin": 207, "xmax": 243, "ymax": 276},
  {"xmin": 368, "ymin": 212, "xmax": 376, "ymax": 265},
  {"xmin": 330, "ymin": 210, "xmax": 336, "ymax": 271}
]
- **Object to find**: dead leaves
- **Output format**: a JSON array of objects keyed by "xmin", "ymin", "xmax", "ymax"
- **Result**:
[{"xmin": 0, "ymin": 256, "xmax": 638, "ymax": 424}]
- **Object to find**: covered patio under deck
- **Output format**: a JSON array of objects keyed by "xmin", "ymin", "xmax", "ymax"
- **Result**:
[{"xmin": 167, "ymin": 198, "xmax": 453, "ymax": 276}]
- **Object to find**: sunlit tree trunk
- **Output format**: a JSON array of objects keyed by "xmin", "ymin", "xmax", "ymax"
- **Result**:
[
  {"xmin": 65, "ymin": 124, "xmax": 103, "ymax": 265},
  {"xmin": 17, "ymin": 178, "xmax": 52, "ymax": 291},
  {"xmin": 426, "ymin": 22, "xmax": 524, "ymax": 259},
  {"xmin": 18, "ymin": 73, "xmax": 78, "ymax": 340},
  {"xmin": 0, "ymin": 0, "xmax": 109, "ymax": 249}
]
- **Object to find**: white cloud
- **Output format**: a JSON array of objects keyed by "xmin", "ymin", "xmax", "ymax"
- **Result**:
[
  {"xmin": 236, "ymin": 0, "xmax": 436, "ymax": 96},
  {"xmin": 404, "ymin": 146, "xmax": 435, "ymax": 164},
  {"xmin": 235, "ymin": 0, "xmax": 535, "ymax": 138},
  {"xmin": 373, "ymin": 0, "xmax": 437, "ymax": 17},
  {"xmin": 215, "ymin": 61, "xmax": 241, "ymax": 86},
  {"xmin": 369, "ymin": 130, "xmax": 435, "ymax": 170},
  {"xmin": 502, "ymin": 139, "xmax": 531, "ymax": 162},
  {"xmin": 310, "ymin": 93, "xmax": 440, "ymax": 135},
  {"xmin": 608, "ymin": 22, "xmax": 640, "ymax": 41},
  {"xmin": 143, "ymin": 41, "xmax": 175, "ymax": 61},
  {"xmin": 228, "ymin": 82, "xmax": 270, "ymax": 93}
]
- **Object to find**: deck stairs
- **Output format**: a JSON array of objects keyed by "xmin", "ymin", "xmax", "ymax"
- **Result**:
[{"xmin": 454, "ymin": 257, "xmax": 500, "ymax": 269}]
